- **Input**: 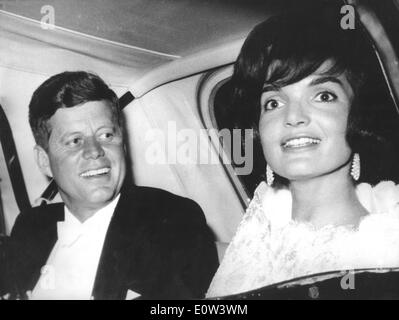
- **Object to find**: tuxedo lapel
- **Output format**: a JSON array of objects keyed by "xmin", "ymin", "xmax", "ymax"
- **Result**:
[
  {"xmin": 91, "ymin": 188, "xmax": 146, "ymax": 300},
  {"xmin": 16, "ymin": 203, "xmax": 64, "ymax": 293}
]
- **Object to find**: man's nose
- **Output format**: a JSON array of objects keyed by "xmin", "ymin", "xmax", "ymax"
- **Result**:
[
  {"xmin": 284, "ymin": 101, "xmax": 310, "ymax": 127},
  {"xmin": 83, "ymin": 138, "xmax": 105, "ymax": 160}
]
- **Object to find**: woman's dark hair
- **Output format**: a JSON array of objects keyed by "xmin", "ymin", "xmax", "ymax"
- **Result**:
[
  {"xmin": 29, "ymin": 71, "xmax": 122, "ymax": 151},
  {"xmin": 229, "ymin": 5, "xmax": 399, "ymax": 193}
]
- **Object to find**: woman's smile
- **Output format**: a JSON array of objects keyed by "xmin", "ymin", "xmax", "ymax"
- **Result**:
[{"xmin": 281, "ymin": 135, "xmax": 321, "ymax": 150}]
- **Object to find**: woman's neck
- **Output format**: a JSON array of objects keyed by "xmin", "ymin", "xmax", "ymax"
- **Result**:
[{"xmin": 289, "ymin": 163, "xmax": 368, "ymax": 229}]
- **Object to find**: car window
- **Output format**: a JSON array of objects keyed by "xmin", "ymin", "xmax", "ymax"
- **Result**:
[
  {"xmin": 198, "ymin": 66, "xmax": 261, "ymax": 204},
  {"xmin": 212, "ymin": 79, "xmax": 263, "ymax": 199}
]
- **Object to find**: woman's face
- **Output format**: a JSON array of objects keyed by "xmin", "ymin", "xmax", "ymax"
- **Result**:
[{"xmin": 259, "ymin": 62, "xmax": 354, "ymax": 182}]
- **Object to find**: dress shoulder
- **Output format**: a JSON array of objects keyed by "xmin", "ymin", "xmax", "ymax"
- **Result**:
[
  {"xmin": 206, "ymin": 181, "xmax": 399, "ymax": 298},
  {"xmin": 356, "ymin": 181, "xmax": 399, "ymax": 216}
]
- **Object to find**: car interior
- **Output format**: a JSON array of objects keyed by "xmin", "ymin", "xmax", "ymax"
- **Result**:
[{"xmin": 1, "ymin": 0, "xmax": 399, "ymax": 299}]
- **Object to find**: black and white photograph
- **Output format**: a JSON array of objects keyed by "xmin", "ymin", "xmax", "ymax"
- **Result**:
[{"xmin": 0, "ymin": 0, "xmax": 399, "ymax": 305}]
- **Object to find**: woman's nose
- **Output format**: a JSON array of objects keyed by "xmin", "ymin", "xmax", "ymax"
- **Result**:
[
  {"xmin": 284, "ymin": 101, "xmax": 311, "ymax": 127},
  {"xmin": 83, "ymin": 137, "xmax": 105, "ymax": 159}
]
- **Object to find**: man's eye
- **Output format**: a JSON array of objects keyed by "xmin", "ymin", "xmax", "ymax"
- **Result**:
[
  {"xmin": 66, "ymin": 138, "xmax": 82, "ymax": 147},
  {"xmin": 99, "ymin": 132, "xmax": 114, "ymax": 141},
  {"xmin": 315, "ymin": 91, "xmax": 337, "ymax": 102},
  {"xmin": 264, "ymin": 99, "xmax": 283, "ymax": 111}
]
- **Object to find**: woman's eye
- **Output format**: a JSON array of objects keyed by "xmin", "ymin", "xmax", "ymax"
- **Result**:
[
  {"xmin": 315, "ymin": 91, "xmax": 337, "ymax": 102},
  {"xmin": 264, "ymin": 99, "xmax": 283, "ymax": 111}
]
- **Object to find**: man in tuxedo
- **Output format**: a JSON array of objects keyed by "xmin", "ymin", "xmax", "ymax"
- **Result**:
[{"xmin": 4, "ymin": 71, "xmax": 218, "ymax": 299}]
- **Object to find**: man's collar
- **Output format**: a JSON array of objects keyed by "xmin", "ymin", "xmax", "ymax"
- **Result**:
[
  {"xmin": 58, "ymin": 194, "xmax": 121, "ymax": 247},
  {"xmin": 64, "ymin": 194, "xmax": 121, "ymax": 225}
]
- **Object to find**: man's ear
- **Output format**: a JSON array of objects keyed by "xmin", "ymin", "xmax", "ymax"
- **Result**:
[{"xmin": 34, "ymin": 145, "xmax": 53, "ymax": 178}]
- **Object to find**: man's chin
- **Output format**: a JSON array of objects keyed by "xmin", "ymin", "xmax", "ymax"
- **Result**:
[
  {"xmin": 89, "ymin": 188, "xmax": 117, "ymax": 202},
  {"xmin": 79, "ymin": 187, "xmax": 119, "ymax": 208}
]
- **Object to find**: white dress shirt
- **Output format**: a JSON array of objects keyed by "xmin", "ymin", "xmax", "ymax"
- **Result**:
[{"xmin": 31, "ymin": 194, "xmax": 120, "ymax": 300}]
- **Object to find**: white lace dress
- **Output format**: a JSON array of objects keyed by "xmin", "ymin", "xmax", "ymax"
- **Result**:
[{"xmin": 206, "ymin": 181, "xmax": 399, "ymax": 298}]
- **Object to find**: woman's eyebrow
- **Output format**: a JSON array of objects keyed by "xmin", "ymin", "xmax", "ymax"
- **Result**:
[
  {"xmin": 310, "ymin": 76, "xmax": 343, "ymax": 87},
  {"xmin": 262, "ymin": 83, "xmax": 281, "ymax": 93}
]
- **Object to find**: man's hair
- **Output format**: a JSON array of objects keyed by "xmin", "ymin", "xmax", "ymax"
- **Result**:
[
  {"xmin": 229, "ymin": 5, "xmax": 399, "ymax": 190},
  {"xmin": 29, "ymin": 71, "xmax": 122, "ymax": 150}
]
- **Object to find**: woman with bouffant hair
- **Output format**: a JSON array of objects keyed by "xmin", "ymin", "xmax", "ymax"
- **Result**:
[{"xmin": 207, "ymin": 6, "xmax": 399, "ymax": 297}]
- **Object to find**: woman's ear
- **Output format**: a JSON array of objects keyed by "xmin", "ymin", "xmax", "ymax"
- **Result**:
[{"xmin": 34, "ymin": 145, "xmax": 53, "ymax": 178}]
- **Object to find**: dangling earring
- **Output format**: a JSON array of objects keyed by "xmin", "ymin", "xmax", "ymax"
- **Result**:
[
  {"xmin": 266, "ymin": 164, "xmax": 274, "ymax": 186},
  {"xmin": 350, "ymin": 153, "xmax": 360, "ymax": 181}
]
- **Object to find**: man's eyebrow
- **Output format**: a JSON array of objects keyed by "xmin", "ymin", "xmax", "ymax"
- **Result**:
[
  {"xmin": 97, "ymin": 124, "xmax": 115, "ymax": 130},
  {"xmin": 309, "ymin": 76, "xmax": 343, "ymax": 87},
  {"xmin": 59, "ymin": 131, "xmax": 82, "ymax": 139}
]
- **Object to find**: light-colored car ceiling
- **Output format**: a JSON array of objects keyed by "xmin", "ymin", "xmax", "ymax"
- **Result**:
[{"xmin": 1, "ymin": 0, "xmax": 275, "ymax": 57}]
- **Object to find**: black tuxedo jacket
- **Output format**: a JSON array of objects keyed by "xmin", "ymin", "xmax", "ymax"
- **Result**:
[{"xmin": 5, "ymin": 186, "xmax": 218, "ymax": 299}]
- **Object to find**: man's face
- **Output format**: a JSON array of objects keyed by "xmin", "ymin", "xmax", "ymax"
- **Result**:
[{"xmin": 37, "ymin": 100, "xmax": 126, "ymax": 213}]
